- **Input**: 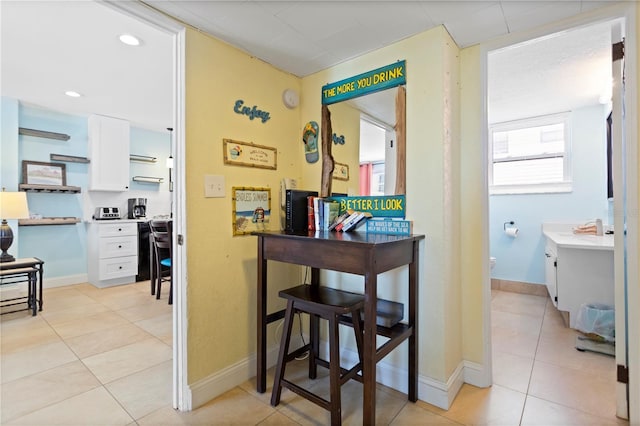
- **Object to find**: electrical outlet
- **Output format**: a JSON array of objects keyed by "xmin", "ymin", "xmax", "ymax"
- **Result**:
[{"xmin": 204, "ymin": 175, "xmax": 225, "ymax": 198}]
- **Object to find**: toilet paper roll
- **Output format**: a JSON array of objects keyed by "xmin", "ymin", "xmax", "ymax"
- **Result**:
[{"xmin": 505, "ymin": 227, "xmax": 519, "ymax": 237}]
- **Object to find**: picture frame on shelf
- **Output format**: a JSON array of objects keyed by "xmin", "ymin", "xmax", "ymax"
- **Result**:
[{"xmin": 22, "ymin": 160, "xmax": 66, "ymax": 186}]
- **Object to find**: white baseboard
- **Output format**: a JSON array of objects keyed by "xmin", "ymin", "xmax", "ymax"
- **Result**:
[
  {"xmin": 188, "ymin": 336, "xmax": 303, "ymax": 410},
  {"xmin": 187, "ymin": 337, "xmax": 487, "ymax": 412},
  {"xmin": 463, "ymin": 359, "xmax": 491, "ymax": 388},
  {"xmin": 418, "ymin": 362, "xmax": 464, "ymax": 410},
  {"xmin": 0, "ymin": 274, "xmax": 87, "ymax": 294},
  {"xmin": 44, "ymin": 274, "xmax": 88, "ymax": 289}
]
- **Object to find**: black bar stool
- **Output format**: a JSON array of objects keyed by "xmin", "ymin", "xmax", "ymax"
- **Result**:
[
  {"xmin": 271, "ymin": 284, "xmax": 365, "ymax": 425},
  {"xmin": 149, "ymin": 219, "xmax": 173, "ymax": 305}
]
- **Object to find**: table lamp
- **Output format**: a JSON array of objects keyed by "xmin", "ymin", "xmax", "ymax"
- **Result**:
[{"xmin": 0, "ymin": 189, "xmax": 29, "ymax": 263}]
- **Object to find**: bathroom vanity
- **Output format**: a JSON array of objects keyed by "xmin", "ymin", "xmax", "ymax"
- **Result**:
[{"xmin": 542, "ymin": 223, "xmax": 614, "ymax": 328}]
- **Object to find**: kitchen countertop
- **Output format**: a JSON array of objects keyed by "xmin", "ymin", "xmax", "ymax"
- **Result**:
[
  {"xmin": 88, "ymin": 218, "xmax": 150, "ymax": 224},
  {"xmin": 542, "ymin": 223, "xmax": 614, "ymax": 251}
]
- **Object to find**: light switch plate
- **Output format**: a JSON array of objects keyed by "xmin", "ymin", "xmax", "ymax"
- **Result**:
[{"xmin": 204, "ymin": 174, "xmax": 225, "ymax": 198}]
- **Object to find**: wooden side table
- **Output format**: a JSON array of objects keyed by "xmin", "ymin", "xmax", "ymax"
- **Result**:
[
  {"xmin": 0, "ymin": 257, "xmax": 44, "ymax": 316},
  {"xmin": 254, "ymin": 231, "xmax": 424, "ymax": 425}
]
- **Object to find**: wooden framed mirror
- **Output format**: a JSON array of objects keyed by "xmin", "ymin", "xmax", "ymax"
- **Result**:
[{"xmin": 320, "ymin": 61, "xmax": 406, "ymax": 197}]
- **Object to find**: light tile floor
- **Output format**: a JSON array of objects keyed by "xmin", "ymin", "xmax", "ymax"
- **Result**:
[{"xmin": 0, "ymin": 283, "xmax": 629, "ymax": 425}]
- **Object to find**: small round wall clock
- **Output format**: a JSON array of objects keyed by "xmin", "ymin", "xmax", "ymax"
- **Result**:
[{"xmin": 282, "ymin": 89, "xmax": 299, "ymax": 109}]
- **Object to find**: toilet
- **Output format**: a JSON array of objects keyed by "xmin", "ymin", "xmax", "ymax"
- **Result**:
[{"xmin": 490, "ymin": 257, "xmax": 496, "ymax": 270}]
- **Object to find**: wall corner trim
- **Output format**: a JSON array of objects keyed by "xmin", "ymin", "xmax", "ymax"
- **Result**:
[{"xmin": 418, "ymin": 362, "xmax": 465, "ymax": 410}]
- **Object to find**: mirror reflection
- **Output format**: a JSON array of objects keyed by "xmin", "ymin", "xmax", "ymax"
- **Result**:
[{"xmin": 334, "ymin": 87, "xmax": 399, "ymax": 195}]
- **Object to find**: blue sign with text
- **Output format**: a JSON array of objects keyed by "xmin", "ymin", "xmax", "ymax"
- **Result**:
[{"xmin": 321, "ymin": 60, "xmax": 406, "ymax": 105}]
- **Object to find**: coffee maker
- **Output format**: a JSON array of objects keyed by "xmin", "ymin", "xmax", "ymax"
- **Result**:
[{"xmin": 128, "ymin": 198, "xmax": 147, "ymax": 219}]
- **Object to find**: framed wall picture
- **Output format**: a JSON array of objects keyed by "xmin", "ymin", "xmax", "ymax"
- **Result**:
[
  {"xmin": 223, "ymin": 138, "xmax": 277, "ymax": 170},
  {"xmin": 232, "ymin": 186, "xmax": 271, "ymax": 236},
  {"xmin": 332, "ymin": 162, "xmax": 349, "ymax": 181},
  {"xmin": 22, "ymin": 161, "xmax": 66, "ymax": 186}
]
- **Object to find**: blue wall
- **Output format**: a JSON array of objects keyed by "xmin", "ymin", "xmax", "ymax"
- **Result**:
[
  {"xmin": 18, "ymin": 106, "xmax": 89, "ymax": 278},
  {"xmin": 1, "ymin": 98, "xmax": 170, "ymax": 280},
  {"xmin": 129, "ymin": 127, "xmax": 173, "ymax": 192},
  {"xmin": 490, "ymin": 105, "xmax": 611, "ymax": 284}
]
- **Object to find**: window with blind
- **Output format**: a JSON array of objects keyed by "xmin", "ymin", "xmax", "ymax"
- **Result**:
[{"xmin": 489, "ymin": 113, "xmax": 572, "ymax": 194}]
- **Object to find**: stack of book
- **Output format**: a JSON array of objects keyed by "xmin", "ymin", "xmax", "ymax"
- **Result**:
[
  {"xmin": 306, "ymin": 197, "xmax": 340, "ymax": 231},
  {"xmin": 333, "ymin": 209, "xmax": 372, "ymax": 232},
  {"xmin": 298, "ymin": 194, "xmax": 414, "ymax": 235}
]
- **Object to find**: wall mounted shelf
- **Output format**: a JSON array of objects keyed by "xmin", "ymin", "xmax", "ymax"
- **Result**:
[
  {"xmin": 50, "ymin": 154, "xmax": 90, "ymax": 163},
  {"xmin": 19, "ymin": 217, "xmax": 81, "ymax": 226},
  {"xmin": 19, "ymin": 127, "xmax": 70, "ymax": 141},
  {"xmin": 18, "ymin": 184, "xmax": 81, "ymax": 226},
  {"xmin": 132, "ymin": 176, "xmax": 163, "ymax": 183},
  {"xmin": 130, "ymin": 154, "xmax": 157, "ymax": 163},
  {"xmin": 19, "ymin": 184, "xmax": 81, "ymax": 193}
]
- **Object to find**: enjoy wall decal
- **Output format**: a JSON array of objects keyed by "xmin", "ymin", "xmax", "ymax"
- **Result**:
[{"xmin": 233, "ymin": 100, "xmax": 271, "ymax": 123}]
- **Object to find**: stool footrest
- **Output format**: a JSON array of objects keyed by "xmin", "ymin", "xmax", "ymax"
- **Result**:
[
  {"xmin": 281, "ymin": 379, "xmax": 331, "ymax": 411},
  {"xmin": 315, "ymin": 358, "xmax": 364, "ymax": 385}
]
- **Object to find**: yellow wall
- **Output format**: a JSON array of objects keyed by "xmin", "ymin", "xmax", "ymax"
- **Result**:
[
  {"xmin": 300, "ymin": 26, "xmax": 467, "ymax": 382},
  {"xmin": 185, "ymin": 27, "xmax": 304, "ymax": 382},
  {"xmin": 184, "ymin": 21, "xmax": 487, "ymax": 400},
  {"xmin": 459, "ymin": 45, "xmax": 486, "ymax": 364}
]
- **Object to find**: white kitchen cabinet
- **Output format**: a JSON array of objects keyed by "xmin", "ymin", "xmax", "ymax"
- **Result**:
[
  {"xmin": 88, "ymin": 221, "xmax": 138, "ymax": 287},
  {"xmin": 88, "ymin": 114, "xmax": 130, "ymax": 191},
  {"xmin": 543, "ymin": 228, "xmax": 614, "ymax": 328}
]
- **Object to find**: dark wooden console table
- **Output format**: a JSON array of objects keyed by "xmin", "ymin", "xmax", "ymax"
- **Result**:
[
  {"xmin": 254, "ymin": 231, "xmax": 424, "ymax": 425},
  {"xmin": 0, "ymin": 257, "xmax": 44, "ymax": 316}
]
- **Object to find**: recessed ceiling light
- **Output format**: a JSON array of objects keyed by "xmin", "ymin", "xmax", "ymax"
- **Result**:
[
  {"xmin": 65, "ymin": 91, "xmax": 82, "ymax": 98},
  {"xmin": 119, "ymin": 34, "xmax": 141, "ymax": 46}
]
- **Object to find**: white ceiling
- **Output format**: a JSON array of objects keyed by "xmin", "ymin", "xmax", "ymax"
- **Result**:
[
  {"xmin": 144, "ymin": 0, "xmax": 617, "ymax": 78},
  {"xmin": 1, "ymin": 1, "xmax": 174, "ymax": 131},
  {"xmin": 0, "ymin": 0, "xmax": 620, "ymax": 132},
  {"xmin": 488, "ymin": 20, "xmax": 614, "ymax": 124}
]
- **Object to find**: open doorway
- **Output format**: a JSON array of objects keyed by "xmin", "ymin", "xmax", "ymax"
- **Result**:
[
  {"xmin": 486, "ymin": 17, "xmax": 630, "ymax": 421},
  {"xmin": 95, "ymin": 1, "xmax": 188, "ymax": 412}
]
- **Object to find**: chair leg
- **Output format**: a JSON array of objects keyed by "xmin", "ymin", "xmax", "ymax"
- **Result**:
[
  {"xmin": 156, "ymin": 265, "xmax": 163, "ymax": 300},
  {"xmin": 168, "ymin": 272, "xmax": 173, "ymax": 305},
  {"xmin": 352, "ymin": 309, "xmax": 364, "ymax": 362},
  {"xmin": 309, "ymin": 313, "xmax": 319, "ymax": 379},
  {"xmin": 156, "ymin": 276, "xmax": 161, "ymax": 299},
  {"xmin": 328, "ymin": 314, "xmax": 342, "ymax": 425},
  {"xmin": 271, "ymin": 300, "xmax": 295, "ymax": 406},
  {"xmin": 150, "ymin": 248, "xmax": 156, "ymax": 296}
]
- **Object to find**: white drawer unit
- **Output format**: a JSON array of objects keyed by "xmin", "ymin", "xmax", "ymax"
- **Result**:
[
  {"xmin": 88, "ymin": 221, "xmax": 139, "ymax": 288},
  {"xmin": 98, "ymin": 235, "xmax": 137, "ymax": 258},
  {"xmin": 98, "ymin": 222, "xmax": 137, "ymax": 238},
  {"xmin": 98, "ymin": 256, "xmax": 138, "ymax": 281}
]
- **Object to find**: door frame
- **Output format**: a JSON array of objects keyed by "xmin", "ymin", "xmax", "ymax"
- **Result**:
[
  {"xmin": 102, "ymin": 0, "xmax": 189, "ymax": 410},
  {"xmin": 480, "ymin": 3, "xmax": 638, "ymax": 422}
]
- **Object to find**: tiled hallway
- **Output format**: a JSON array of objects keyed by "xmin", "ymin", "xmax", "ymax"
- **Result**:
[{"xmin": 0, "ymin": 283, "xmax": 628, "ymax": 425}]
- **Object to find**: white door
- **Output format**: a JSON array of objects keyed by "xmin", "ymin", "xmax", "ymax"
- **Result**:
[{"xmin": 610, "ymin": 22, "xmax": 629, "ymax": 420}]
